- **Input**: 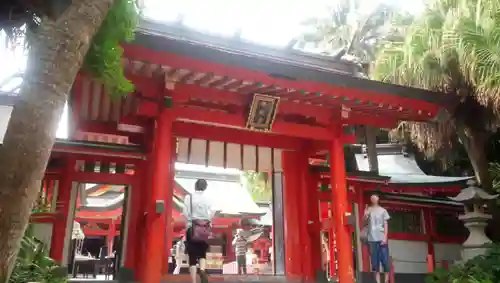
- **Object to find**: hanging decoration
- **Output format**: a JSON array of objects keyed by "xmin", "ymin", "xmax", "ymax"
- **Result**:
[{"xmin": 246, "ymin": 94, "xmax": 279, "ymax": 132}]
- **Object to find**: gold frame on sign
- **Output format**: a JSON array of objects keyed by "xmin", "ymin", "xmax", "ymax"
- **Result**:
[{"xmin": 246, "ymin": 93, "xmax": 280, "ymax": 132}]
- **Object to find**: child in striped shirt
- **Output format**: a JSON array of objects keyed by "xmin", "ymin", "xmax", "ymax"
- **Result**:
[{"xmin": 232, "ymin": 229, "xmax": 248, "ymax": 274}]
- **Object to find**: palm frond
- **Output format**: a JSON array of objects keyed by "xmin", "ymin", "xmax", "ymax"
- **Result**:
[
  {"xmin": 297, "ymin": 0, "xmax": 398, "ymax": 63},
  {"xmin": 372, "ymin": 0, "xmax": 500, "ymax": 175}
]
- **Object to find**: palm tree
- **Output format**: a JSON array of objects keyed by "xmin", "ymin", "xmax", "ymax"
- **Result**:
[
  {"xmin": 0, "ymin": 1, "xmax": 137, "ymax": 280},
  {"xmin": 299, "ymin": 0, "xmax": 408, "ymax": 173},
  {"xmin": 372, "ymin": 0, "xmax": 500, "ymax": 190},
  {"xmin": 298, "ymin": 0, "xmax": 406, "ymax": 66},
  {"xmin": 242, "ymin": 172, "xmax": 272, "ymax": 202}
]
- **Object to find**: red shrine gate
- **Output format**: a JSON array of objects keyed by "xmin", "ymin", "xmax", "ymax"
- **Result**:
[{"xmin": 12, "ymin": 20, "xmax": 458, "ymax": 283}]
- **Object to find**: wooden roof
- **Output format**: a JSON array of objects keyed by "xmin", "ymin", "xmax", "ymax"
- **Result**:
[
  {"xmin": 120, "ymin": 20, "xmax": 457, "ymax": 124},
  {"xmin": 314, "ymin": 143, "xmax": 471, "ymax": 187}
]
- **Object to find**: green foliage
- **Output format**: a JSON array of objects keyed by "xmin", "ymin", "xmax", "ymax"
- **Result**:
[
  {"xmin": 82, "ymin": 0, "xmax": 138, "ymax": 98},
  {"xmin": 1, "ymin": 0, "xmax": 138, "ymax": 98},
  {"xmin": 298, "ymin": 0, "xmax": 407, "ymax": 65},
  {"xmin": 426, "ymin": 244, "xmax": 500, "ymax": 283},
  {"xmin": 242, "ymin": 172, "xmax": 272, "ymax": 202},
  {"xmin": 490, "ymin": 163, "xmax": 500, "ymax": 192},
  {"xmin": 370, "ymin": 0, "xmax": 500, "ymax": 189},
  {"xmin": 488, "ymin": 162, "xmax": 500, "ymax": 206},
  {"xmin": 9, "ymin": 225, "xmax": 67, "ymax": 283}
]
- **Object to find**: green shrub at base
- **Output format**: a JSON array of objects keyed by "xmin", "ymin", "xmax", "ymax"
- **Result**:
[
  {"xmin": 426, "ymin": 244, "xmax": 500, "ymax": 283},
  {"xmin": 9, "ymin": 225, "xmax": 67, "ymax": 283}
]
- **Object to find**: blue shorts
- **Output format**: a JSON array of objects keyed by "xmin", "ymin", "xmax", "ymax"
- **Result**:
[{"xmin": 369, "ymin": 241, "xmax": 389, "ymax": 272}]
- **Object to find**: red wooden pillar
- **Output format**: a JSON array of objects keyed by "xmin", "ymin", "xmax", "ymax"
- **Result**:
[
  {"xmin": 297, "ymin": 149, "xmax": 316, "ymax": 282},
  {"xmin": 357, "ymin": 187, "xmax": 370, "ymax": 272},
  {"xmin": 45, "ymin": 179, "xmax": 54, "ymax": 208},
  {"xmin": 307, "ymin": 169, "xmax": 322, "ymax": 281},
  {"xmin": 329, "ymin": 125, "xmax": 355, "ymax": 283},
  {"xmin": 328, "ymin": 202, "xmax": 337, "ymax": 280},
  {"xmin": 124, "ymin": 160, "xmax": 145, "ymax": 274},
  {"xmin": 424, "ymin": 209, "xmax": 436, "ymax": 271},
  {"xmin": 50, "ymin": 158, "xmax": 75, "ymax": 262},
  {"xmin": 107, "ymin": 220, "xmax": 116, "ymax": 255},
  {"xmin": 295, "ymin": 151, "xmax": 314, "ymax": 282},
  {"xmin": 136, "ymin": 160, "xmax": 153, "ymax": 281},
  {"xmin": 282, "ymin": 151, "xmax": 302, "ymax": 280},
  {"xmin": 142, "ymin": 111, "xmax": 174, "ymax": 283},
  {"xmin": 226, "ymin": 227, "xmax": 236, "ymax": 262},
  {"xmin": 162, "ymin": 137, "xmax": 177, "ymax": 274}
]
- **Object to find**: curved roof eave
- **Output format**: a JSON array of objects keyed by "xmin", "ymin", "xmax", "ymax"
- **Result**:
[{"xmin": 131, "ymin": 20, "xmax": 458, "ymax": 108}]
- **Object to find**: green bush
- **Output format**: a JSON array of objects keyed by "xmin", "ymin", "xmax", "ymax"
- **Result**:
[
  {"xmin": 9, "ymin": 225, "xmax": 67, "ymax": 283},
  {"xmin": 426, "ymin": 244, "xmax": 500, "ymax": 283}
]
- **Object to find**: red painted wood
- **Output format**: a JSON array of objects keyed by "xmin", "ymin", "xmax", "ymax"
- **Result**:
[
  {"xmin": 161, "ymin": 84, "xmax": 398, "ymax": 127},
  {"xmin": 297, "ymin": 150, "xmax": 313, "ymax": 281},
  {"xmin": 424, "ymin": 209, "xmax": 436, "ymax": 271},
  {"xmin": 307, "ymin": 169, "xmax": 323, "ymax": 280},
  {"xmin": 122, "ymin": 45, "xmax": 441, "ymax": 118},
  {"xmin": 142, "ymin": 111, "xmax": 173, "ymax": 283},
  {"xmin": 225, "ymin": 227, "xmax": 236, "ymax": 263},
  {"xmin": 126, "ymin": 73, "xmax": 164, "ymax": 100},
  {"xmin": 76, "ymin": 209, "xmax": 122, "ymax": 218},
  {"xmin": 442, "ymin": 260, "xmax": 449, "ymax": 270},
  {"xmin": 328, "ymin": 202, "xmax": 337, "ymax": 279},
  {"xmin": 77, "ymin": 121, "xmax": 145, "ymax": 142},
  {"xmin": 124, "ymin": 160, "xmax": 145, "ymax": 271},
  {"xmin": 71, "ymin": 171, "xmax": 134, "ymax": 185},
  {"xmin": 357, "ymin": 188, "xmax": 370, "ymax": 272},
  {"xmin": 136, "ymin": 159, "xmax": 153, "ymax": 281},
  {"xmin": 172, "ymin": 106, "xmax": 334, "ymax": 141},
  {"xmin": 136, "ymin": 100, "xmax": 159, "ymax": 117},
  {"xmin": 329, "ymin": 125, "xmax": 355, "ymax": 283},
  {"xmin": 82, "ymin": 228, "xmax": 118, "ymax": 237},
  {"xmin": 163, "ymin": 137, "xmax": 177, "ymax": 274},
  {"xmin": 50, "ymin": 158, "xmax": 75, "ymax": 262},
  {"xmin": 282, "ymin": 151, "xmax": 302, "ymax": 279},
  {"xmin": 30, "ymin": 213, "xmax": 56, "ymax": 223},
  {"xmin": 171, "ymin": 84, "xmax": 334, "ymax": 125},
  {"xmin": 107, "ymin": 220, "xmax": 116, "ymax": 255},
  {"xmin": 75, "ymin": 217, "xmax": 120, "ymax": 224},
  {"xmin": 53, "ymin": 144, "xmax": 144, "ymax": 161},
  {"xmin": 172, "ymin": 121, "xmax": 304, "ymax": 150}
]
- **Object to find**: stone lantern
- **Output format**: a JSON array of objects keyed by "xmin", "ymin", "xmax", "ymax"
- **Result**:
[{"xmin": 449, "ymin": 179, "xmax": 498, "ymax": 261}]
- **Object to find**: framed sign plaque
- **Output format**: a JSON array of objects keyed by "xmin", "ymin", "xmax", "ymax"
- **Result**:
[{"xmin": 246, "ymin": 94, "xmax": 280, "ymax": 131}]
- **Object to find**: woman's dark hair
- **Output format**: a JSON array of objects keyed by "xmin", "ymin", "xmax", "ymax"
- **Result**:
[{"xmin": 195, "ymin": 179, "xmax": 208, "ymax": 191}]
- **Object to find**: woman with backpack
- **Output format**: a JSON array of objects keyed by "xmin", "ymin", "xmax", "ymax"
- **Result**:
[{"xmin": 182, "ymin": 179, "xmax": 216, "ymax": 283}]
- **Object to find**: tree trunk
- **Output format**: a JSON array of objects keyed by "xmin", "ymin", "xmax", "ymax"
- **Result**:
[
  {"xmin": 365, "ymin": 126, "xmax": 379, "ymax": 173},
  {"xmin": 0, "ymin": 0, "xmax": 113, "ymax": 281},
  {"xmin": 456, "ymin": 123, "xmax": 491, "ymax": 191}
]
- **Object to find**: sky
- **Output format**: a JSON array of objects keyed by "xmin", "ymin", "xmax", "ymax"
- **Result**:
[
  {"xmin": 142, "ymin": 0, "xmax": 423, "ymax": 47},
  {"xmin": 0, "ymin": 0, "xmax": 423, "ymax": 143}
]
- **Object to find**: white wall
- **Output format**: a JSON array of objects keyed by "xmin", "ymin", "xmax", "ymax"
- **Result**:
[
  {"xmin": 389, "ymin": 240, "xmax": 428, "ymax": 273},
  {"xmin": 62, "ymin": 182, "xmax": 79, "ymax": 266},
  {"xmin": 32, "ymin": 223, "xmax": 53, "ymax": 251},
  {"xmin": 434, "ymin": 243, "xmax": 462, "ymax": 267},
  {"xmin": 0, "ymin": 105, "xmax": 12, "ymax": 143}
]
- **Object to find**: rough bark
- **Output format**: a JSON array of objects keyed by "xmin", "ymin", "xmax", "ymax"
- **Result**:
[
  {"xmin": 455, "ymin": 123, "xmax": 491, "ymax": 191},
  {"xmin": 365, "ymin": 126, "xmax": 379, "ymax": 173},
  {"xmin": 0, "ymin": 1, "xmax": 113, "ymax": 281}
]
